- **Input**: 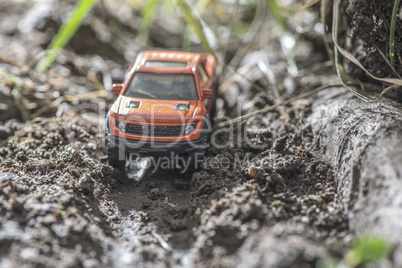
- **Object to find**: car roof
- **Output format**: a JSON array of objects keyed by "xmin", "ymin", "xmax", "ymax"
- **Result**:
[{"xmin": 130, "ymin": 50, "xmax": 201, "ymax": 74}]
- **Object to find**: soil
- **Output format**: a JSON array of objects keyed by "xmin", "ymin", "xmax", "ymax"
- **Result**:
[
  {"xmin": 1, "ymin": 1, "xmax": 401, "ymax": 268},
  {"xmin": 345, "ymin": 0, "xmax": 402, "ymax": 80}
]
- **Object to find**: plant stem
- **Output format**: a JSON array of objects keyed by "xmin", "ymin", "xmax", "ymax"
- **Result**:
[
  {"xmin": 389, "ymin": 0, "xmax": 400, "ymax": 73},
  {"xmin": 36, "ymin": 0, "xmax": 98, "ymax": 72}
]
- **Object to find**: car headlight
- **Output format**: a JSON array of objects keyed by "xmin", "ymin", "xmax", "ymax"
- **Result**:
[
  {"xmin": 184, "ymin": 123, "xmax": 196, "ymax": 135},
  {"xmin": 116, "ymin": 120, "xmax": 126, "ymax": 132}
]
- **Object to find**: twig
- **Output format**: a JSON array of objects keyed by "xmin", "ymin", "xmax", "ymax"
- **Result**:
[
  {"xmin": 151, "ymin": 231, "xmax": 172, "ymax": 252},
  {"xmin": 219, "ymin": 63, "xmax": 267, "ymax": 94},
  {"xmin": 163, "ymin": 197, "xmax": 177, "ymax": 208},
  {"xmin": 297, "ymin": 0, "xmax": 320, "ymax": 14},
  {"xmin": 32, "ymin": 90, "xmax": 108, "ymax": 118},
  {"xmin": 0, "ymin": 54, "xmax": 26, "ymax": 68},
  {"xmin": 297, "ymin": 61, "xmax": 333, "ymax": 77},
  {"xmin": 376, "ymin": 46, "xmax": 402, "ymax": 79}
]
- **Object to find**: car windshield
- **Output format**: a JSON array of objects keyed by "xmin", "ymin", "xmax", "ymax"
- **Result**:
[{"xmin": 124, "ymin": 73, "xmax": 198, "ymax": 100}]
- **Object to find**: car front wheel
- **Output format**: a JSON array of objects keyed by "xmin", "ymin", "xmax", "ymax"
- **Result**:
[{"xmin": 107, "ymin": 137, "xmax": 125, "ymax": 169}]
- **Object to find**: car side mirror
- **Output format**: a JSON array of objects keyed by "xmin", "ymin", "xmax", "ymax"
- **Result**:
[
  {"xmin": 203, "ymin": 88, "xmax": 214, "ymax": 99},
  {"xmin": 112, "ymin": 83, "xmax": 123, "ymax": 95}
]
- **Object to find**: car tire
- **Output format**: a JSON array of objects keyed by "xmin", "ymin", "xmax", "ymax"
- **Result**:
[
  {"xmin": 107, "ymin": 137, "xmax": 125, "ymax": 169},
  {"xmin": 187, "ymin": 117, "xmax": 210, "ymax": 170},
  {"xmin": 188, "ymin": 149, "xmax": 206, "ymax": 171}
]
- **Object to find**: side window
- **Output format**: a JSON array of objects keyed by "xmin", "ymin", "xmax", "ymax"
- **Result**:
[{"xmin": 197, "ymin": 64, "xmax": 208, "ymax": 88}]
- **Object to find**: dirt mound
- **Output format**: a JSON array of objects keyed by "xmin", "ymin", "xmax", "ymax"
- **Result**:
[{"xmin": 0, "ymin": 118, "xmax": 114, "ymax": 267}]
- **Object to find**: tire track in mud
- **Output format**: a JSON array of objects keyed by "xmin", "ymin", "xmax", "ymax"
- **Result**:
[
  {"xmin": 113, "ymin": 169, "xmax": 194, "ymax": 249},
  {"xmin": 96, "ymin": 168, "xmax": 197, "ymax": 267}
]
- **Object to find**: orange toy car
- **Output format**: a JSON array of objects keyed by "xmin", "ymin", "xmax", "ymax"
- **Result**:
[{"xmin": 106, "ymin": 50, "xmax": 217, "ymax": 169}]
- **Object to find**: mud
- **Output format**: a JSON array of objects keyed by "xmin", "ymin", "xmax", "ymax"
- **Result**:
[
  {"xmin": 0, "ymin": 104, "xmax": 351, "ymax": 267},
  {"xmin": 0, "ymin": 87, "xmax": 352, "ymax": 267},
  {"xmin": 345, "ymin": 0, "xmax": 402, "ymax": 80},
  {"xmin": 1, "ymin": 1, "xmax": 401, "ymax": 267}
]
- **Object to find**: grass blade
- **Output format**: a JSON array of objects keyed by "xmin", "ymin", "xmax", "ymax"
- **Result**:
[
  {"xmin": 321, "ymin": 0, "xmax": 334, "ymax": 63},
  {"xmin": 176, "ymin": 0, "xmax": 216, "ymax": 57},
  {"xmin": 36, "ymin": 0, "xmax": 98, "ymax": 72},
  {"xmin": 182, "ymin": 0, "xmax": 212, "ymax": 51},
  {"xmin": 0, "ymin": 70, "xmax": 30, "ymax": 122},
  {"xmin": 376, "ymin": 45, "xmax": 401, "ymax": 79},
  {"xmin": 332, "ymin": 0, "xmax": 402, "ymax": 102},
  {"xmin": 182, "ymin": 25, "xmax": 192, "ymax": 51},
  {"xmin": 342, "ymin": 235, "xmax": 391, "ymax": 267},
  {"xmin": 140, "ymin": 0, "xmax": 163, "ymax": 42},
  {"xmin": 297, "ymin": 0, "xmax": 320, "ymax": 14},
  {"xmin": 389, "ymin": 0, "xmax": 400, "ymax": 72},
  {"xmin": 267, "ymin": 0, "xmax": 288, "ymax": 31}
]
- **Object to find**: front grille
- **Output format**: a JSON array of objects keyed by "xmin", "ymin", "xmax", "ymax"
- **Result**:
[{"xmin": 125, "ymin": 123, "xmax": 183, "ymax": 136}]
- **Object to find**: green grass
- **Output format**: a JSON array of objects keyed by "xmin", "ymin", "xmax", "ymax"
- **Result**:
[
  {"xmin": 343, "ymin": 235, "xmax": 392, "ymax": 267},
  {"xmin": 36, "ymin": 0, "xmax": 98, "ymax": 72},
  {"xmin": 182, "ymin": 0, "xmax": 213, "ymax": 51},
  {"xmin": 389, "ymin": 0, "xmax": 400, "ymax": 73},
  {"xmin": 36, "ymin": 0, "xmax": 218, "ymax": 71},
  {"xmin": 0, "ymin": 69, "xmax": 22, "ymax": 86},
  {"xmin": 318, "ymin": 235, "xmax": 392, "ymax": 268},
  {"xmin": 176, "ymin": 0, "xmax": 216, "ymax": 57},
  {"xmin": 266, "ymin": 0, "xmax": 287, "ymax": 31},
  {"xmin": 140, "ymin": 0, "xmax": 163, "ymax": 42}
]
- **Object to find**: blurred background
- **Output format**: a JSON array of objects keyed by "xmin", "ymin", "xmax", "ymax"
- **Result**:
[{"xmin": 0, "ymin": 0, "xmax": 400, "ymax": 123}]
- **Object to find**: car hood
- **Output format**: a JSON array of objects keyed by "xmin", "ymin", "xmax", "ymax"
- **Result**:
[{"xmin": 117, "ymin": 97, "xmax": 199, "ymax": 123}]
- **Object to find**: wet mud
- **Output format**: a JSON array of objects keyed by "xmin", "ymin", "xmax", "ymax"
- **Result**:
[
  {"xmin": 0, "ymin": 97, "xmax": 351, "ymax": 267},
  {"xmin": 1, "ymin": 1, "xmax": 401, "ymax": 267}
]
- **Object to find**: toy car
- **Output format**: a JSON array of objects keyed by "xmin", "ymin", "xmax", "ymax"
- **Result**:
[{"xmin": 106, "ymin": 50, "xmax": 217, "ymax": 169}]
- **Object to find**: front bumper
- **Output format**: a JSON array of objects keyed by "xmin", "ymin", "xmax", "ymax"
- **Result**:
[{"xmin": 108, "ymin": 134, "xmax": 206, "ymax": 155}]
